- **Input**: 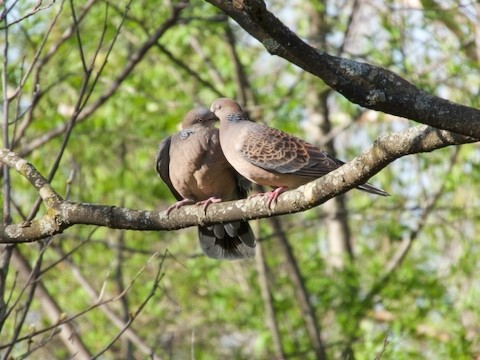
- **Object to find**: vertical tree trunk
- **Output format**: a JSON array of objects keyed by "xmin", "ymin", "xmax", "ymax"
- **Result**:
[
  {"xmin": 255, "ymin": 231, "xmax": 286, "ymax": 359},
  {"xmin": 269, "ymin": 217, "xmax": 327, "ymax": 360},
  {"xmin": 304, "ymin": 10, "xmax": 353, "ymax": 267}
]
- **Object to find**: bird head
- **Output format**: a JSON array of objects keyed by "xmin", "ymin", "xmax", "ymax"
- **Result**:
[
  {"xmin": 210, "ymin": 98, "xmax": 245, "ymax": 123},
  {"xmin": 181, "ymin": 107, "xmax": 219, "ymax": 130}
]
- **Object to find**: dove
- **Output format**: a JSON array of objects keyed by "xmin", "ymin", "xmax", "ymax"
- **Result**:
[
  {"xmin": 210, "ymin": 98, "xmax": 388, "ymax": 207},
  {"xmin": 156, "ymin": 107, "xmax": 255, "ymax": 259}
]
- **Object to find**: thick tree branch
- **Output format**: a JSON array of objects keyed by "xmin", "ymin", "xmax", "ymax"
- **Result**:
[
  {"xmin": 205, "ymin": 0, "xmax": 480, "ymax": 139},
  {"xmin": 0, "ymin": 126, "xmax": 475, "ymax": 243}
]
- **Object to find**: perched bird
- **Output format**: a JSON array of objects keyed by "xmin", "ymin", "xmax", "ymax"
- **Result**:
[
  {"xmin": 210, "ymin": 98, "xmax": 388, "ymax": 207},
  {"xmin": 156, "ymin": 107, "xmax": 255, "ymax": 260}
]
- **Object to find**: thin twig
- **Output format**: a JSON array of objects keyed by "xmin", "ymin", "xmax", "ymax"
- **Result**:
[
  {"xmin": 60, "ymin": 246, "xmax": 163, "ymax": 359},
  {"xmin": 374, "ymin": 335, "xmax": 390, "ymax": 360},
  {"xmin": 362, "ymin": 147, "xmax": 460, "ymax": 306},
  {"xmin": 91, "ymin": 253, "xmax": 165, "ymax": 359},
  {"xmin": 70, "ymin": 0, "xmax": 88, "ymax": 73},
  {"xmin": 114, "ymin": 231, "xmax": 134, "ymax": 359},
  {"xmin": 0, "ymin": 0, "xmax": 14, "ymax": 336},
  {"xmin": 79, "ymin": 0, "xmax": 132, "ymax": 110},
  {"xmin": 24, "ymin": 0, "xmax": 130, "ymax": 222},
  {"xmin": 17, "ymin": 0, "xmax": 188, "ymax": 158},
  {"xmin": 0, "ymin": 252, "xmax": 161, "ymax": 351},
  {"xmin": 3, "ymin": 248, "xmax": 92, "ymax": 360},
  {"xmin": 0, "ymin": 1, "xmax": 56, "ymax": 30},
  {"xmin": 0, "ymin": 0, "xmax": 21, "ymax": 24},
  {"xmin": 157, "ymin": 42, "xmax": 223, "ymax": 97}
]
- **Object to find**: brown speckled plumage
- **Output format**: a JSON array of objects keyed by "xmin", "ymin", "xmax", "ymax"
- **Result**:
[{"xmin": 210, "ymin": 98, "xmax": 388, "ymax": 199}]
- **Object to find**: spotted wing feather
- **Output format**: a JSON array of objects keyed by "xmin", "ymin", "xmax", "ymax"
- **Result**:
[{"xmin": 240, "ymin": 124, "xmax": 341, "ymax": 178}]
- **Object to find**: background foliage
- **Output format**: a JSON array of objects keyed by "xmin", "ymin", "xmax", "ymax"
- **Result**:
[{"xmin": 1, "ymin": 0, "xmax": 479, "ymax": 359}]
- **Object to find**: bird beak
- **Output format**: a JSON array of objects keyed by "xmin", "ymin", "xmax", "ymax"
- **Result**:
[{"xmin": 210, "ymin": 102, "xmax": 221, "ymax": 114}]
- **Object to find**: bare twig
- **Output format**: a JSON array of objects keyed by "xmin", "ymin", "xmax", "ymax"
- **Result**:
[
  {"xmin": 17, "ymin": 0, "xmax": 189, "ymax": 158},
  {"xmin": 2, "ymin": 0, "xmax": 11, "ymax": 220},
  {"xmin": 0, "ymin": 1, "xmax": 56, "ymax": 30},
  {"xmin": 91, "ymin": 253, "xmax": 165, "ymax": 359},
  {"xmin": 0, "ymin": 0, "xmax": 21, "ymax": 24},
  {"xmin": 157, "ymin": 43, "xmax": 224, "ymax": 97},
  {"xmin": 7, "ymin": 0, "xmax": 64, "ymax": 103},
  {"xmin": 3, "ymin": 248, "xmax": 92, "ymax": 360},
  {"xmin": 70, "ymin": 0, "xmax": 88, "ymax": 73},
  {"xmin": 114, "ymin": 231, "xmax": 134, "ymax": 359},
  {"xmin": 363, "ymin": 147, "xmax": 460, "ymax": 305},
  {"xmin": 189, "ymin": 35, "xmax": 225, "ymax": 89},
  {"xmin": 12, "ymin": 0, "xmax": 91, "ymax": 149},
  {"xmin": 337, "ymin": 0, "xmax": 361, "ymax": 56},
  {"xmin": 0, "ymin": 0, "xmax": 14, "ymax": 335},
  {"xmin": 25, "ymin": 0, "xmax": 130, "ymax": 222},
  {"xmin": 0, "ymin": 252, "xmax": 161, "ymax": 351},
  {"xmin": 62, "ymin": 250, "xmax": 162, "ymax": 359},
  {"xmin": 374, "ymin": 335, "xmax": 390, "ymax": 360},
  {"xmin": 78, "ymin": 1, "xmax": 132, "ymax": 112},
  {"xmin": 224, "ymin": 23, "xmax": 255, "ymax": 107},
  {"xmin": 2, "ymin": 241, "xmax": 50, "ymax": 360}
]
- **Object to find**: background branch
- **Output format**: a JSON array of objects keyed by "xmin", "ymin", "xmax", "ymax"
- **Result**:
[{"xmin": 206, "ymin": 0, "xmax": 480, "ymax": 139}]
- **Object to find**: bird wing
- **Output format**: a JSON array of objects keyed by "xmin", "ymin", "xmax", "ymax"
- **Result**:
[
  {"xmin": 239, "ymin": 124, "xmax": 342, "ymax": 178},
  {"xmin": 155, "ymin": 136, "xmax": 182, "ymax": 201}
]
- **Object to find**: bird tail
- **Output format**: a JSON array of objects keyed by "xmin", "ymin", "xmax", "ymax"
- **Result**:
[
  {"xmin": 198, "ymin": 221, "xmax": 256, "ymax": 260},
  {"xmin": 357, "ymin": 182, "xmax": 390, "ymax": 196}
]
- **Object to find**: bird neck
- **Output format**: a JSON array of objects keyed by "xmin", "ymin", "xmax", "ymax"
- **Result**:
[
  {"xmin": 180, "ymin": 128, "xmax": 195, "ymax": 139},
  {"xmin": 226, "ymin": 112, "xmax": 248, "ymax": 123}
]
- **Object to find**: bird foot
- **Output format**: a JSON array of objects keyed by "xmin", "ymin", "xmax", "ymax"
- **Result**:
[
  {"xmin": 264, "ymin": 187, "xmax": 288, "ymax": 208},
  {"xmin": 165, "ymin": 198, "xmax": 195, "ymax": 217},
  {"xmin": 248, "ymin": 187, "xmax": 288, "ymax": 209},
  {"xmin": 196, "ymin": 196, "xmax": 222, "ymax": 214}
]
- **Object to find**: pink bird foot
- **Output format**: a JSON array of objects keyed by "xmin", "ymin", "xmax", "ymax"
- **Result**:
[
  {"xmin": 248, "ymin": 187, "xmax": 288, "ymax": 209},
  {"xmin": 166, "ymin": 198, "xmax": 195, "ymax": 217},
  {"xmin": 264, "ymin": 187, "xmax": 288, "ymax": 209},
  {"xmin": 196, "ymin": 196, "xmax": 222, "ymax": 214}
]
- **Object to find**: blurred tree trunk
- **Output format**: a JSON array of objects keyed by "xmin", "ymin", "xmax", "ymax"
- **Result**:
[
  {"xmin": 305, "ymin": 3, "xmax": 353, "ymax": 269},
  {"xmin": 10, "ymin": 249, "xmax": 92, "ymax": 359}
]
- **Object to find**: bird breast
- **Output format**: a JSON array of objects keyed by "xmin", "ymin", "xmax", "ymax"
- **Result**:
[{"xmin": 170, "ymin": 129, "xmax": 238, "ymax": 201}]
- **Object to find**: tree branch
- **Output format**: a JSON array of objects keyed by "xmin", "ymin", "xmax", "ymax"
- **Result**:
[
  {"xmin": 205, "ymin": 0, "xmax": 480, "ymax": 139},
  {"xmin": 0, "ymin": 126, "xmax": 476, "ymax": 243}
]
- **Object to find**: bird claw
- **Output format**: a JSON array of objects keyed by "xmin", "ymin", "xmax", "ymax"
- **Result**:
[
  {"xmin": 165, "ymin": 198, "xmax": 195, "ymax": 217},
  {"xmin": 248, "ymin": 187, "xmax": 288, "ymax": 209},
  {"xmin": 264, "ymin": 187, "xmax": 287, "ymax": 209},
  {"xmin": 196, "ymin": 196, "xmax": 222, "ymax": 214}
]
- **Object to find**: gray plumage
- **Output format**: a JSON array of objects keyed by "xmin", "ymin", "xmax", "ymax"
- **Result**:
[{"xmin": 156, "ymin": 107, "xmax": 255, "ymax": 259}]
